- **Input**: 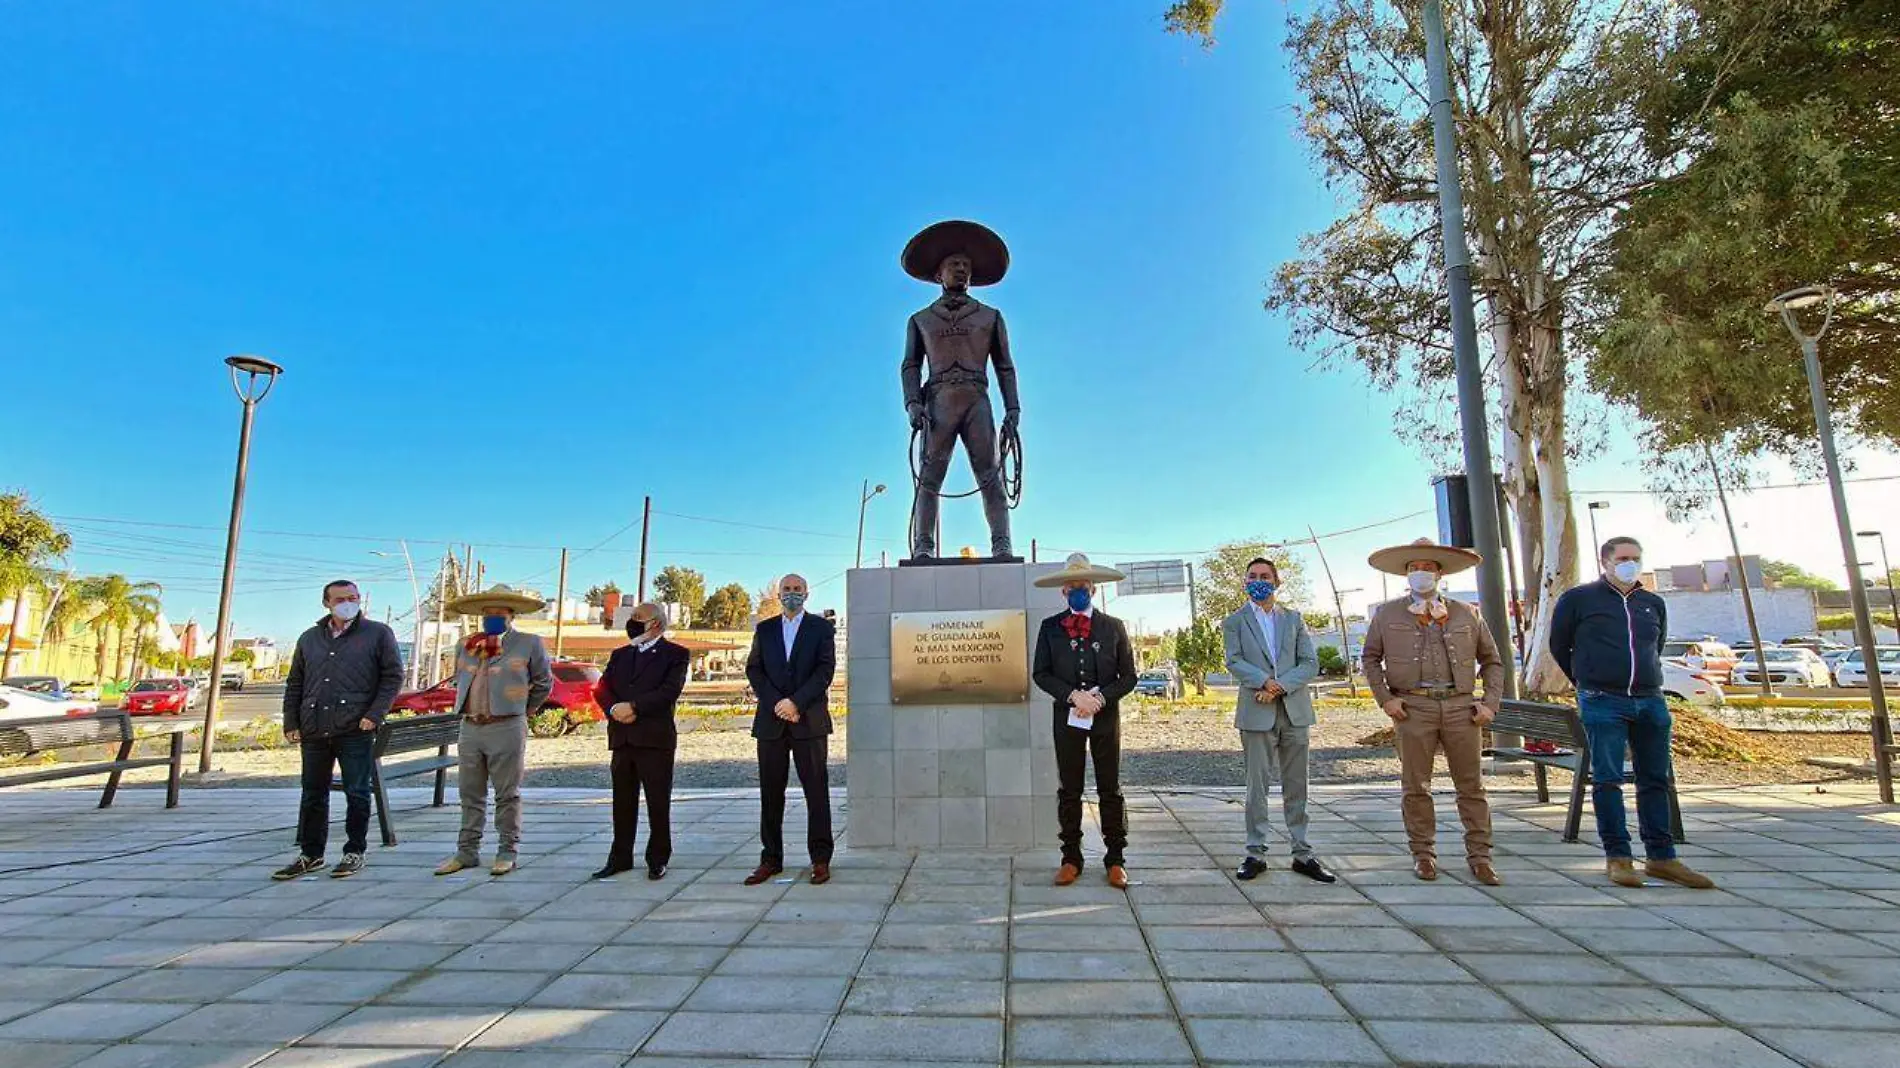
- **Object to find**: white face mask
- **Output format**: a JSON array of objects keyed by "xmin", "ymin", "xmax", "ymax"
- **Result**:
[
  {"xmin": 1407, "ymin": 570, "xmax": 1439, "ymax": 595},
  {"xmin": 330, "ymin": 600, "xmax": 362, "ymax": 622},
  {"xmin": 1612, "ymin": 560, "xmax": 1643, "ymax": 585}
]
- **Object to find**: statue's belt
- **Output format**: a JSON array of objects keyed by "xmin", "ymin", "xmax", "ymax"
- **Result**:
[{"xmin": 923, "ymin": 371, "xmax": 990, "ymax": 392}]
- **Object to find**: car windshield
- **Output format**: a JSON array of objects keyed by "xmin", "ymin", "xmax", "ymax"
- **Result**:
[
  {"xmin": 3, "ymin": 677, "xmax": 59, "ymax": 692},
  {"xmin": 130, "ymin": 680, "xmax": 182, "ymax": 692},
  {"xmin": 1845, "ymin": 649, "xmax": 1900, "ymax": 664},
  {"xmin": 1759, "ymin": 650, "xmax": 1806, "ymax": 662},
  {"xmin": 1139, "ymin": 672, "xmax": 1169, "ymax": 681},
  {"xmin": 553, "ymin": 665, "xmax": 600, "ymax": 683}
]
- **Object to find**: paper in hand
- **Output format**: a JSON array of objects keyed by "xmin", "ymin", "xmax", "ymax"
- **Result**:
[{"xmin": 1067, "ymin": 708, "xmax": 1094, "ymax": 731}]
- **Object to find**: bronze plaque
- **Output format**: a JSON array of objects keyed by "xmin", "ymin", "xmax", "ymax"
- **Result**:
[{"xmin": 890, "ymin": 609, "xmax": 1029, "ymax": 705}]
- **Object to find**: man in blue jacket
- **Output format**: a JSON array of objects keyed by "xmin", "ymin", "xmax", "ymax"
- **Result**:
[{"xmin": 1550, "ymin": 536, "xmax": 1714, "ymax": 890}]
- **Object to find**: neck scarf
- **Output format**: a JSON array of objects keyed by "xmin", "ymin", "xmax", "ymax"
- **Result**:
[
  {"xmin": 1061, "ymin": 613, "xmax": 1092, "ymax": 642},
  {"xmin": 1408, "ymin": 597, "xmax": 1449, "ymax": 624},
  {"xmin": 464, "ymin": 632, "xmax": 505, "ymax": 659}
]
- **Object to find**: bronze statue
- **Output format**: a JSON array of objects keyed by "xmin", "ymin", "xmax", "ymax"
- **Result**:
[{"xmin": 900, "ymin": 219, "xmax": 1021, "ymax": 560}]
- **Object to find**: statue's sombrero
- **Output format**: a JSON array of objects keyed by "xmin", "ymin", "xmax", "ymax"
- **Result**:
[{"xmin": 902, "ymin": 219, "xmax": 1010, "ymax": 287}]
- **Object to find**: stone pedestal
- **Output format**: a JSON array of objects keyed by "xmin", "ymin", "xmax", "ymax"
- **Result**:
[{"xmin": 845, "ymin": 561, "xmax": 1065, "ymax": 850}]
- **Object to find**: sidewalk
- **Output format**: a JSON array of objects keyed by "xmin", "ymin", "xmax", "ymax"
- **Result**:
[{"xmin": 0, "ymin": 781, "xmax": 1896, "ymax": 1066}]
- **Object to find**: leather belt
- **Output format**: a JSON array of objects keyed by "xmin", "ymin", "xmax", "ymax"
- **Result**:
[
  {"xmin": 925, "ymin": 371, "xmax": 989, "ymax": 391},
  {"xmin": 1397, "ymin": 686, "xmax": 1462, "ymax": 701},
  {"xmin": 464, "ymin": 713, "xmax": 510, "ymax": 726}
]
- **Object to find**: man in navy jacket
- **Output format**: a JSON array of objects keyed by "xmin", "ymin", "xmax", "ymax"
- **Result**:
[
  {"xmin": 1551, "ymin": 536, "xmax": 1714, "ymax": 890},
  {"xmin": 744, "ymin": 573, "xmax": 836, "ymax": 886}
]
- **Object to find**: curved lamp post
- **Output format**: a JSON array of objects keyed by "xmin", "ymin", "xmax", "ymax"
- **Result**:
[
  {"xmin": 1767, "ymin": 286, "xmax": 1893, "ymax": 801},
  {"xmin": 855, "ymin": 481, "xmax": 887, "ymax": 569},
  {"xmin": 197, "ymin": 354, "xmax": 283, "ymax": 774},
  {"xmin": 372, "ymin": 543, "xmax": 422, "ymax": 690}
]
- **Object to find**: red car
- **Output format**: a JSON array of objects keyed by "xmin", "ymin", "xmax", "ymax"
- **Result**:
[
  {"xmin": 120, "ymin": 678, "xmax": 199, "ymax": 716},
  {"xmin": 389, "ymin": 660, "xmax": 603, "ymax": 731}
]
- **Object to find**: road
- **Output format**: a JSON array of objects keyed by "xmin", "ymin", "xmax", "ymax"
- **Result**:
[{"xmin": 211, "ymin": 680, "xmax": 285, "ymax": 726}]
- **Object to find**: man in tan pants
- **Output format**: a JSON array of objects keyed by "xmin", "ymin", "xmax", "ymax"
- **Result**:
[{"xmin": 1361, "ymin": 538, "xmax": 1505, "ymax": 886}]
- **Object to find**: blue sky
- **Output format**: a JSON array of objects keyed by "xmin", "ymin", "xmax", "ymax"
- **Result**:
[{"xmin": 6, "ymin": 1, "xmax": 1898, "ymax": 644}]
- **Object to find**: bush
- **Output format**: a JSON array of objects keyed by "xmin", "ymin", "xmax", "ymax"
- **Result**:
[{"xmin": 1316, "ymin": 645, "xmax": 1347, "ymax": 676}]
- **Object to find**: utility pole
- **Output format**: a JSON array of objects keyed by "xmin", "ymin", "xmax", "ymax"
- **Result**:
[
  {"xmin": 1031, "ymin": 538, "xmax": 1038, "ymax": 564},
  {"xmin": 430, "ymin": 550, "xmax": 450, "ymax": 686},
  {"xmin": 1187, "ymin": 562, "xmax": 1200, "ymax": 622},
  {"xmin": 637, "ymin": 496, "xmax": 652, "ymax": 603},
  {"xmin": 1422, "ymin": 0, "xmax": 1515, "ymax": 698},
  {"xmin": 1706, "ymin": 443, "xmax": 1771, "ymax": 696},
  {"xmin": 554, "ymin": 547, "xmax": 569, "ymax": 658},
  {"xmin": 463, "ymin": 544, "xmax": 474, "ymax": 590}
]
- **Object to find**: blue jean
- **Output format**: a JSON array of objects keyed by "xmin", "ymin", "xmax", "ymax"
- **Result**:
[
  {"xmin": 1576, "ymin": 690, "xmax": 1677, "ymax": 861},
  {"xmin": 298, "ymin": 732, "xmax": 375, "ymax": 857}
]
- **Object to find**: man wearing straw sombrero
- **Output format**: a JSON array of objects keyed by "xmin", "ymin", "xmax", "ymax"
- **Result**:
[
  {"xmin": 1361, "ymin": 538, "xmax": 1506, "ymax": 885},
  {"xmin": 1031, "ymin": 554, "xmax": 1139, "ymax": 888},
  {"xmin": 437, "ymin": 584, "xmax": 553, "ymax": 877},
  {"xmin": 900, "ymin": 218, "xmax": 1020, "ymax": 559}
]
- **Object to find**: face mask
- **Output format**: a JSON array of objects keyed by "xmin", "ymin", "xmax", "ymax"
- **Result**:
[
  {"xmin": 627, "ymin": 617, "xmax": 652, "ymax": 641},
  {"xmin": 780, "ymin": 591, "xmax": 808, "ymax": 615},
  {"xmin": 1612, "ymin": 560, "xmax": 1642, "ymax": 585},
  {"xmin": 1407, "ymin": 571, "xmax": 1439, "ymax": 595},
  {"xmin": 481, "ymin": 614, "xmax": 509, "ymax": 636},
  {"xmin": 1246, "ymin": 579, "xmax": 1276, "ymax": 603},
  {"xmin": 1066, "ymin": 587, "xmax": 1092, "ymax": 613},
  {"xmin": 330, "ymin": 600, "xmax": 361, "ymax": 622}
]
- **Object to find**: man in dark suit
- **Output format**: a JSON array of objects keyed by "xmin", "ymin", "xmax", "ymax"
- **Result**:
[
  {"xmin": 592, "ymin": 602, "xmax": 690, "ymax": 881},
  {"xmin": 744, "ymin": 572, "xmax": 837, "ymax": 886},
  {"xmin": 1031, "ymin": 554, "xmax": 1138, "ymax": 889}
]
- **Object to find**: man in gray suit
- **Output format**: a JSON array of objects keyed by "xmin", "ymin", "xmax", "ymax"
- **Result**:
[{"xmin": 1221, "ymin": 557, "xmax": 1336, "ymax": 883}]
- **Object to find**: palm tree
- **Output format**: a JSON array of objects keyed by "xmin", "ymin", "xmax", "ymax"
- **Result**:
[
  {"xmin": 126, "ymin": 599, "xmax": 162, "ymax": 680},
  {"xmin": 1, "ymin": 494, "xmax": 73, "ymax": 676},
  {"xmin": 78, "ymin": 575, "xmax": 163, "ymax": 684}
]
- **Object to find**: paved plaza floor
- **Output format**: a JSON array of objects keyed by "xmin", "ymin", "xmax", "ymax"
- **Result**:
[{"xmin": 0, "ymin": 781, "xmax": 1897, "ymax": 1067}]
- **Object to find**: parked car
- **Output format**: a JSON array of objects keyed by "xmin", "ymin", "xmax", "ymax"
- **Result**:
[
  {"xmin": 0, "ymin": 684, "xmax": 99, "ymax": 722},
  {"xmin": 388, "ymin": 660, "xmax": 603, "ymax": 722},
  {"xmin": 1731, "ymin": 647, "xmax": 1833, "ymax": 689},
  {"xmin": 1660, "ymin": 659, "xmax": 1725, "ymax": 707},
  {"xmin": 1660, "ymin": 639, "xmax": 1739, "ymax": 681},
  {"xmin": 1823, "ymin": 648, "xmax": 1856, "ymax": 678},
  {"xmin": 1781, "ymin": 635, "xmax": 1847, "ymax": 654},
  {"xmin": 220, "ymin": 669, "xmax": 246, "ymax": 692},
  {"xmin": 1135, "ymin": 669, "xmax": 1184, "ymax": 699},
  {"xmin": 1834, "ymin": 647, "xmax": 1900, "ymax": 689},
  {"xmin": 120, "ymin": 677, "xmax": 202, "ymax": 716},
  {"xmin": 2, "ymin": 675, "xmax": 69, "ymax": 696}
]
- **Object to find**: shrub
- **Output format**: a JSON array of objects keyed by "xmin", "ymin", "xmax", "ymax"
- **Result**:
[{"xmin": 1316, "ymin": 645, "xmax": 1347, "ymax": 675}]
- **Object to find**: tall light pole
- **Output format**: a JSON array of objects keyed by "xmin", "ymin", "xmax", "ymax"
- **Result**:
[
  {"xmin": 1422, "ymin": 0, "xmax": 1514, "ymax": 697},
  {"xmin": 855, "ymin": 481, "xmax": 887, "ymax": 569},
  {"xmin": 1704, "ymin": 446, "xmax": 1770, "ymax": 697},
  {"xmin": 198, "ymin": 354, "xmax": 283, "ymax": 775},
  {"xmin": 1769, "ymin": 285, "xmax": 1893, "ymax": 802},
  {"xmin": 1857, "ymin": 531, "xmax": 1899, "ymax": 634},
  {"xmin": 1586, "ymin": 501, "xmax": 1611, "ymax": 557},
  {"xmin": 1336, "ymin": 587, "xmax": 1363, "ymax": 698},
  {"xmin": 372, "ymin": 543, "xmax": 422, "ymax": 690}
]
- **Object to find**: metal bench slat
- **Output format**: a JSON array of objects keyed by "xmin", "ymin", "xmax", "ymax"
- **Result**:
[{"xmin": 0, "ymin": 756, "xmax": 173, "ymax": 788}]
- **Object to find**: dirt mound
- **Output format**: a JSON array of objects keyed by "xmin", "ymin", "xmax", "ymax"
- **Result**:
[
  {"xmin": 1357, "ymin": 725, "xmax": 1397, "ymax": 748},
  {"xmin": 1352, "ymin": 706, "xmax": 1779, "ymax": 764}
]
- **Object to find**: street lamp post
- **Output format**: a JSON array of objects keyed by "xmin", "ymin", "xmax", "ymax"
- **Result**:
[
  {"xmin": 198, "ymin": 354, "xmax": 283, "ymax": 775},
  {"xmin": 372, "ymin": 542, "xmax": 423, "ymax": 690},
  {"xmin": 855, "ymin": 481, "xmax": 887, "ymax": 569},
  {"xmin": 1586, "ymin": 501, "xmax": 1611, "ymax": 557},
  {"xmin": 1335, "ymin": 587, "xmax": 1362, "ymax": 699},
  {"xmin": 1857, "ymin": 531, "xmax": 1899, "ymax": 635},
  {"xmin": 1421, "ymin": 0, "xmax": 1514, "ymax": 698},
  {"xmin": 1769, "ymin": 286, "xmax": 1894, "ymax": 802}
]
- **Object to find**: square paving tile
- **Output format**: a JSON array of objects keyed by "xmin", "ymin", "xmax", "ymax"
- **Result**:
[
  {"xmin": 1008, "ymin": 980, "xmax": 1172, "ymax": 1017},
  {"xmin": 1010, "ymin": 1017, "xmax": 1194, "ymax": 1064},
  {"xmin": 1750, "ymin": 1027, "xmax": 1900, "ymax": 1068},
  {"xmin": 1363, "ymin": 1020, "xmax": 1591, "ymax": 1067},
  {"xmin": 821, "ymin": 1015, "xmax": 1003, "ymax": 1061},
  {"xmin": 1171, "ymin": 981, "xmax": 1349, "ymax": 1019},
  {"xmin": 1554, "ymin": 1023, "xmax": 1802, "ymax": 1068},
  {"xmin": 467, "ymin": 1007, "xmax": 665, "ymax": 1051},
  {"xmin": 1674, "ymin": 987, "xmax": 1899, "ymax": 1028},
  {"xmin": 1183, "ymin": 1018, "xmax": 1390, "ymax": 1065},
  {"xmin": 1504, "ymin": 984, "xmax": 1712, "ymax": 1024},
  {"xmin": 137, "ymin": 1001, "xmax": 349, "ymax": 1044},
  {"xmin": 65, "ymin": 1044, "xmax": 279, "ymax": 1067},
  {"xmin": 0, "ymin": 1001, "xmax": 194, "ymax": 1041},
  {"xmin": 641, "ymin": 1010, "xmax": 831, "ymax": 1059},
  {"xmin": 304, "ymin": 1005, "xmax": 506, "ymax": 1047},
  {"xmin": 1333, "ymin": 982, "xmax": 1524, "ymax": 1021},
  {"xmin": 845, "ymin": 978, "xmax": 1004, "ymax": 1017}
]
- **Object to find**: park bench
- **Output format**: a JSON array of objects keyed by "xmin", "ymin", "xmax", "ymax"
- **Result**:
[
  {"xmin": 0, "ymin": 711, "xmax": 190, "ymax": 809},
  {"xmin": 330, "ymin": 712, "xmax": 460, "ymax": 848},
  {"xmin": 1488, "ymin": 698, "xmax": 1686, "ymax": 845}
]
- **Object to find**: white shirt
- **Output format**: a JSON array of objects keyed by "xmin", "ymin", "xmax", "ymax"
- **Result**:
[
  {"xmin": 633, "ymin": 630, "xmax": 663, "ymax": 654},
  {"xmin": 1250, "ymin": 602, "xmax": 1278, "ymax": 665},
  {"xmin": 780, "ymin": 611, "xmax": 804, "ymax": 658}
]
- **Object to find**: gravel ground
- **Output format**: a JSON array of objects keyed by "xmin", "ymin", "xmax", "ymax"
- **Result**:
[{"xmin": 64, "ymin": 699, "xmax": 1866, "ymax": 791}]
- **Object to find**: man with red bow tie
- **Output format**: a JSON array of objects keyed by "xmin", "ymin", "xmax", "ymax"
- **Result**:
[{"xmin": 1031, "ymin": 554, "xmax": 1137, "ymax": 888}]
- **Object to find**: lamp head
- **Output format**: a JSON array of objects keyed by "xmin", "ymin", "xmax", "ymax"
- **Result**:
[
  {"xmin": 224, "ymin": 354, "xmax": 284, "ymax": 377},
  {"xmin": 1766, "ymin": 285, "xmax": 1837, "ymax": 344},
  {"xmin": 874, "ymin": 483, "xmax": 886, "ymax": 496}
]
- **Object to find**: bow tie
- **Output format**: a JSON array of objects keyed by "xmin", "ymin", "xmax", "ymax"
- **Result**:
[
  {"xmin": 1408, "ymin": 598, "xmax": 1449, "ymax": 623},
  {"xmin": 1061, "ymin": 613, "xmax": 1092, "ymax": 642}
]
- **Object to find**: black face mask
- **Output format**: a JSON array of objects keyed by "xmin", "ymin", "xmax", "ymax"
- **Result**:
[{"xmin": 627, "ymin": 618, "xmax": 652, "ymax": 641}]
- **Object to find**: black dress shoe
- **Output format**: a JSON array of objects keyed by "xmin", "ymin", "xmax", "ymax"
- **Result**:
[
  {"xmin": 1236, "ymin": 856, "xmax": 1270, "ymax": 881},
  {"xmin": 1291, "ymin": 857, "xmax": 1338, "ymax": 884},
  {"xmin": 647, "ymin": 865, "xmax": 667, "ymax": 881},
  {"xmin": 591, "ymin": 862, "xmax": 632, "ymax": 880}
]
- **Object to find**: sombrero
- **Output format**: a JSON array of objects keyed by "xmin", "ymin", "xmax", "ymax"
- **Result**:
[
  {"xmin": 902, "ymin": 219, "xmax": 1010, "ymax": 287},
  {"xmin": 1032, "ymin": 553, "xmax": 1126, "ymax": 588},
  {"xmin": 445, "ymin": 583, "xmax": 546, "ymax": 616},
  {"xmin": 1367, "ymin": 538, "xmax": 1481, "ymax": 577}
]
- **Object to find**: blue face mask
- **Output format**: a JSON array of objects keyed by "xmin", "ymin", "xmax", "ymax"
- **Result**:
[
  {"xmin": 481, "ymin": 614, "xmax": 509, "ymax": 636},
  {"xmin": 1066, "ymin": 587, "xmax": 1092, "ymax": 613},
  {"xmin": 1246, "ymin": 579, "xmax": 1277, "ymax": 603}
]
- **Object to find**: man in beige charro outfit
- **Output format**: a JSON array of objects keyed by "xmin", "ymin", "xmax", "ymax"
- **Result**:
[
  {"xmin": 1361, "ymin": 538, "xmax": 1505, "ymax": 885},
  {"xmin": 437, "ymin": 584, "xmax": 552, "ymax": 877}
]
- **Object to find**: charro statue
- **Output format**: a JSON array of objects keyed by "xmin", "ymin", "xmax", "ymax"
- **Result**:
[{"xmin": 900, "ymin": 219, "xmax": 1022, "ymax": 561}]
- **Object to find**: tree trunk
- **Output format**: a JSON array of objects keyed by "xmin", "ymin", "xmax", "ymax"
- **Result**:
[
  {"xmin": 2, "ymin": 587, "xmax": 24, "ymax": 678},
  {"xmin": 114, "ymin": 627, "xmax": 128, "ymax": 683},
  {"xmin": 95, "ymin": 631, "xmax": 109, "ymax": 682}
]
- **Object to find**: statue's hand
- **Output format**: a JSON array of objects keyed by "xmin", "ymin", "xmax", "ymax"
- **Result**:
[
  {"xmin": 908, "ymin": 405, "xmax": 927, "ymax": 431},
  {"xmin": 1002, "ymin": 410, "xmax": 1020, "ymax": 437}
]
